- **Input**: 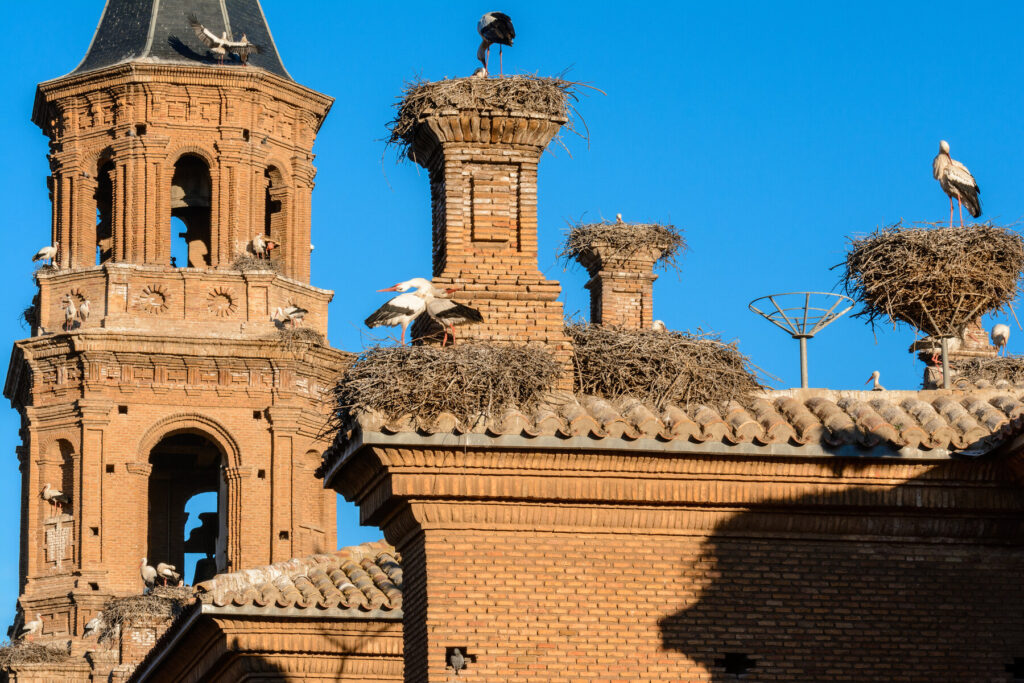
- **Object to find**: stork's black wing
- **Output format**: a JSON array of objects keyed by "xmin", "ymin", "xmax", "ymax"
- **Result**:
[
  {"xmin": 481, "ymin": 12, "xmax": 515, "ymax": 45},
  {"xmin": 433, "ymin": 302, "xmax": 484, "ymax": 323},
  {"xmin": 188, "ymin": 15, "xmax": 223, "ymax": 48},
  {"xmin": 365, "ymin": 303, "xmax": 416, "ymax": 328}
]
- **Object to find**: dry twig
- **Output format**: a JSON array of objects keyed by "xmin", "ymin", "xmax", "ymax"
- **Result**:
[
  {"xmin": 98, "ymin": 586, "xmax": 192, "ymax": 643},
  {"xmin": 952, "ymin": 356, "xmax": 1024, "ymax": 386},
  {"xmin": 0, "ymin": 641, "xmax": 70, "ymax": 667},
  {"xmin": 840, "ymin": 221, "xmax": 1024, "ymax": 336},
  {"xmin": 231, "ymin": 254, "xmax": 281, "ymax": 273}
]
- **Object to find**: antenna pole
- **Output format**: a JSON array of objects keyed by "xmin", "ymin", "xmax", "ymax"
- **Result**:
[
  {"xmin": 941, "ymin": 337, "xmax": 951, "ymax": 389},
  {"xmin": 798, "ymin": 336, "xmax": 809, "ymax": 388}
]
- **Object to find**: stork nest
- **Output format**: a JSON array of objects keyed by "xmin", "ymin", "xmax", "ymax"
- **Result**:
[
  {"xmin": 276, "ymin": 326, "xmax": 325, "ymax": 347},
  {"xmin": 20, "ymin": 304, "xmax": 37, "ymax": 331},
  {"xmin": 558, "ymin": 220, "xmax": 686, "ymax": 273},
  {"xmin": 951, "ymin": 356, "xmax": 1024, "ymax": 386},
  {"xmin": 387, "ymin": 75, "xmax": 588, "ymax": 161},
  {"xmin": 97, "ymin": 586, "xmax": 193, "ymax": 643},
  {"xmin": 840, "ymin": 222, "xmax": 1024, "ymax": 337},
  {"xmin": 567, "ymin": 323, "xmax": 763, "ymax": 409},
  {"xmin": 0, "ymin": 641, "xmax": 71, "ymax": 667},
  {"xmin": 231, "ymin": 254, "xmax": 281, "ymax": 273},
  {"xmin": 331, "ymin": 344, "xmax": 560, "ymax": 430}
]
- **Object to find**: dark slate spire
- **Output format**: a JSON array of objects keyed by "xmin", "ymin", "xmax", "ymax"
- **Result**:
[{"xmin": 71, "ymin": 0, "xmax": 292, "ymax": 79}]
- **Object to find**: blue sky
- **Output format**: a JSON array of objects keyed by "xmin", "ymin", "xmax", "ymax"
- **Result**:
[{"xmin": 1, "ymin": 1, "xmax": 1023, "ymax": 629}]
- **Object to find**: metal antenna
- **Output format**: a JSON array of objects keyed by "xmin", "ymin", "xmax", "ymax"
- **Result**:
[{"xmin": 748, "ymin": 292, "xmax": 854, "ymax": 388}]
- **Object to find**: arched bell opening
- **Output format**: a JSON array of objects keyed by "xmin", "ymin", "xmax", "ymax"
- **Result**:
[
  {"xmin": 94, "ymin": 162, "xmax": 113, "ymax": 265},
  {"xmin": 170, "ymin": 155, "xmax": 212, "ymax": 267},
  {"xmin": 147, "ymin": 431, "xmax": 224, "ymax": 585},
  {"xmin": 264, "ymin": 166, "xmax": 288, "ymax": 269}
]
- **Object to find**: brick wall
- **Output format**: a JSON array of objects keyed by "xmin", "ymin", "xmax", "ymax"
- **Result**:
[
  {"xmin": 334, "ymin": 444, "xmax": 1024, "ymax": 682},
  {"xmin": 576, "ymin": 243, "xmax": 667, "ymax": 329}
]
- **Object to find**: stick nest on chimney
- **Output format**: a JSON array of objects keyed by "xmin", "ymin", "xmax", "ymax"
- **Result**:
[
  {"xmin": 567, "ymin": 324, "xmax": 762, "ymax": 409},
  {"xmin": 840, "ymin": 221, "xmax": 1024, "ymax": 337},
  {"xmin": 331, "ymin": 344, "xmax": 561, "ymax": 429},
  {"xmin": 387, "ymin": 75, "xmax": 586, "ymax": 160},
  {"xmin": 559, "ymin": 220, "xmax": 686, "ymax": 272}
]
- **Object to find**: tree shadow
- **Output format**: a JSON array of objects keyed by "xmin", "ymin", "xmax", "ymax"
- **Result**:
[{"xmin": 659, "ymin": 458, "xmax": 1024, "ymax": 681}]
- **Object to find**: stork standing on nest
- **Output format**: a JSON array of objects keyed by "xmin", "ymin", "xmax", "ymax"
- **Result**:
[
  {"xmin": 40, "ymin": 483, "xmax": 69, "ymax": 512},
  {"xmin": 933, "ymin": 140, "xmax": 981, "ymax": 228},
  {"xmin": 140, "ymin": 558, "xmax": 158, "ymax": 590},
  {"xmin": 426, "ymin": 288, "xmax": 484, "ymax": 346},
  {"xmin": 477, "ymin": 12, "xmax": 515, "ymax": 77},
  {"xmin": 365, "ymin": 278, "xmax": 434, "ymax": 345},
  {"xmin": 992, "ymin": 323, "xmax": 1010, "ymax": 356},
  {"xmin": 33, "ymin": 242, "xmax": 58, "ymax": 265}
]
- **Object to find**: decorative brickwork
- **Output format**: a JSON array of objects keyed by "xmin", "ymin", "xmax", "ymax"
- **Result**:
[
  {"xmin": 575, "ymin": 242, "xmax": 668, "ymax": 329},
  {"xmin": 408, "ymin": 111, "xmax": 572, "ymax": 377}
]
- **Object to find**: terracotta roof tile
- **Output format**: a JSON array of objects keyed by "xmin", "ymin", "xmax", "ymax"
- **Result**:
[
  {"xmin": 330, "ymin": 386, "xmax": 1024, "ymax": 460},
  {"xmin": 194, "ymin": 540, "xmax": 401, "ymax": 615}
]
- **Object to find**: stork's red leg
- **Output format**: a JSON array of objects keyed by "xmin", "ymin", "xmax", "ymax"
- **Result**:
[
  {"xmin": 499, "ymin": 46, "xmax": 503, "ymax": 77},
  {"xmin": 949, "ymin": 195, "xmax": 954, "ymax": 229},
  {"xmin": 441, "ymin": 329, "xmax": 448, "ymax": 347},
  {"xmin": 958, "ymin": 198, "xmax": 964, "ymax": 227}
]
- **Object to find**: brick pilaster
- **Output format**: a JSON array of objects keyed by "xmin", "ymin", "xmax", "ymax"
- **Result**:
[{"xmin": 576, "ymin": 243, "xmax": 669, "ymax": 329}]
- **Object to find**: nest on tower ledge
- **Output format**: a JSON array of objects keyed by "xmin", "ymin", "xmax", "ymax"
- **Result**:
[
  {"xmin": 387, "ymin": 75, "xmax": 589, "ymax": 160},
  {"xmin": 840, "ymin": 221, "xmax": 1024, "ymax": 337},
  {"xmin": 97, "ymin": 585, "xmax": 193, "ymax": 644},
  {"xmin": 558, "ymin": 220, "xmax": 686, "ymax": 273},
  {"xmin": 0, "ymin": 641, "xmax": 71, "ymax": 667},
  {"xmin": 567, "ymin": 324, "xmax": 763, "ymax": 410},
  {"xmin": 231, "ymin": 254, "xmax": 281, "ymax": 273},
  {"xmin": 331, "ymin": 344, "xmax": 561, "ymax": 431}
]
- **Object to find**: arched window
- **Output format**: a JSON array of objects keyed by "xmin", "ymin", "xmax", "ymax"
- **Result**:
[
  {"xmin": 170, "ymin": 155, "xmax": 212, "ymax": 267},
  {"xmin": 94, "ymin": 162, "xmax": 113, "ymax": 264},
  {"xmin": 264, "ymin": 166, "xmax": 287, "ymax": 267},
  {"xmin": 147, "ymin": 431, "xmax": 223, "ymax": 583}
]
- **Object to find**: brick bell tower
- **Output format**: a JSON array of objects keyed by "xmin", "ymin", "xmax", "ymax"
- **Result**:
[{"xmin": 4, "ymin": 0, "xmax": 347, "ymax": 650}]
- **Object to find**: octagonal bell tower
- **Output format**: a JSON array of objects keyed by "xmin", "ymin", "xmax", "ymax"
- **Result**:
[{"xmin": 4, "ymin": 0, "xmax": 349, "ymax": 668}]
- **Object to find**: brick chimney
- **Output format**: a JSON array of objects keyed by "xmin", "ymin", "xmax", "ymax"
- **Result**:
[
  {"xmin": 407, "ymin": 106, "xmax": 571, "ymax": 369},
  {"xmin": 576, "ymin": 241, "xmax": 670, "ymax": 330}
]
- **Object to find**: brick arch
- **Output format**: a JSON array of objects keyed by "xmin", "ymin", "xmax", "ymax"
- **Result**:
[
  {"xmin": 137, "ymin": 413, "xmax": 241, "ymax": 469},
  {"xmin": 165, "ymin": 145, "xmax": 217, "ymax": 168}
]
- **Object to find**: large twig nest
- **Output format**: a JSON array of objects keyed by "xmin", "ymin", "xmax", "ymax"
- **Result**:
[
  {"xmin": 231, "ymin": 254, "xmax": 281, "ymax": 273},
  {"xmin": 0, "ymin": 641, "xmax": 71, "ymax": 667},
  {"xmin": 841, "ymin": 222, "xmax": 1024, "ymax": 337},
  {"xmin": 951, "ymin": 356, "xmax": 1024, "ymax": 386},
  {"xmin": 558, "ymin": 220, "xmax": 686, "ymax": 273},
  {"xmin": 567, "ymin": 324, "xmax": 763, "ymax": 409},
  {"xmin": 98, "ymin": 586, "xmax": 192, "ymax": 643},
  {"xmin": 332, "ymin": 344, "xmax": 560, "ymax": 428},
  {"xmin": 387, "ymin": 75, "xmax": 588, "ymax": 160}
]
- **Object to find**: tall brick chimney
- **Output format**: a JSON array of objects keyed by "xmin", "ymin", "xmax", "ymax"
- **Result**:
[
  {"xmin": 407, "ymin": 105, "xmax": 571, "ymax": 367},
  {"xmin": 576, "ymin": 241, "xmax": 670, "ymax": 330}
]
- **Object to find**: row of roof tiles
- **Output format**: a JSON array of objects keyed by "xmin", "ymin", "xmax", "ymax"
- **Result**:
[
  {"xmin": 194, "ymin": 540, "xmax": 402, "ymax": 613},
  {"xmin": 344, "ymin": 384, "xmax": 1024, "ymax": 453}
]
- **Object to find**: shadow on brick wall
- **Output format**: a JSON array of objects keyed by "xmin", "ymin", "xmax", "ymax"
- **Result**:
[{"xmin": 658, "ymin": 461, "xmax": 1024, "ymax": 681}]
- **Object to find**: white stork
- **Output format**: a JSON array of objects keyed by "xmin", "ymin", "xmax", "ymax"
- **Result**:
[
  {"xmin": 992, "ymin": 323, "xmax": 1010, "ymax": 356},
  {"xmin": 61, "ymin": 296, "xmax": 77, "ymax": 331},
  {"xmin": 156, "ymin": 562, "xmax": 181, "ymax": 586},
  {"xmin": 78, "ymin": 299, "xmax": 90, "ymax": 323},
  {"xmin": 140, "ymin": 558, "xmax": 158, "ymax": 589},
  {"xmin": 188, "ymin": 15, "xmax": 262, "ymax": 65},
  {"xmin": 33, "ymin": 242, "xmax": 59, "ymax": 265},
  {"xmin": 933, "ymin": 140, "xmax": 981, "ymax": 228},
  {"xmin": 477, "ymin": 12, "xmax": 515, "ymax": 76},
  {"xmin": 17, "ymin": 615, "xmax": 41, "ymax": 639},
  {"xmin": 865, "ymin": 370, "xmax": 885, "ymax": 391},
  {"xmin": 40, "ymin": 482, "xmax": 69, "ymax": 512},
  {"xmin": 83, "ymin": 613, "xmax": 103, "ymax": 638},
  {"xmin": 250, "ymin": 234, "xmax": 267, "ymax": 258},
  {"xmin": 909, "ymin": 334, "xmax": 962, "ymax": 366},
  {"xmin": 652, "ymin": 320, "xmax": 667, "ymax": 332},
  {"xmin": 364, "ymin": 278, "xmax": 434, "ymax": 345},
  {"xmin": 426, "ymin": 288, "xmax": 484, "ymax": 346},
  {"xmin": 274, "ymin": 305, "xmax": 308, "ymax": 328}
]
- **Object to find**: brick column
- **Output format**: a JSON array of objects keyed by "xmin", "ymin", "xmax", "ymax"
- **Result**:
[
  {"xmin": 576, "ymin": 242, "xmax": 669, "ymax": 329},
  {"xmin": 268, "ymin": 406, "xmax": 302, "ymax": 562},
  {"xmin": 408, "ymin": 110, "xmax": 571, "ymax": 371},
  {"xmin": 75, "ymin": 400, "xmax": 111, "ymax": 569}
]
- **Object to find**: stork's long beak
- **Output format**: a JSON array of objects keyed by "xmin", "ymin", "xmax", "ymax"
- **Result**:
[
  {"xmin": 445, "ymin": 288, "xmax": 458, "ymax": 294},
  {"xmin": 377, "ymin": 285, "xmax": 401, "ymax": 292},
  {"xmin": 864, "ymin": 377, "xmax": 872, "ymax": 385}
]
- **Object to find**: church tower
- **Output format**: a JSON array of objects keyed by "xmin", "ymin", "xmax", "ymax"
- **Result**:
[{"xmin": 4, "ymin": 0, "xmax": 347, "ymax": 654}]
